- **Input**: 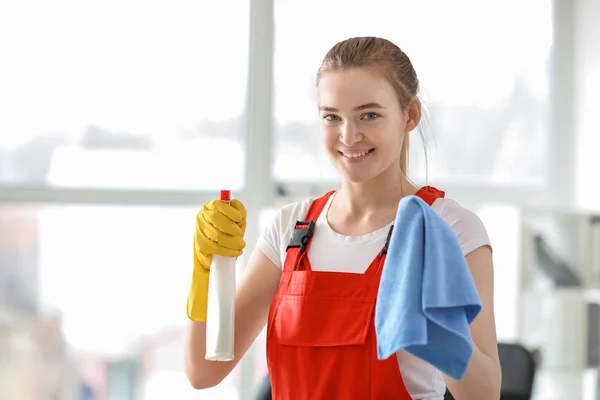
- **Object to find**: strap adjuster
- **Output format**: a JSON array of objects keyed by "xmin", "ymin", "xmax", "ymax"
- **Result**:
[
  {"xmin": 286, "ymin": 220, "xmax": 316, "ymax": 254},
  {"xmin": 380, "ymin": 225, "xmax": 394, "ymax": 257}
]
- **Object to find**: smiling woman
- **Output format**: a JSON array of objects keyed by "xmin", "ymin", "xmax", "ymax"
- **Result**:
[
  {"xmin": 315, "ymin": 37, "xmax": 422, "ymax": 188},
  {"xmin": 184, "ymin": 36, "xmax": 501, "ymax": 400},
  {"xmin": 317, "ymin": 51, "xmax": 419, "ymax": 184}
]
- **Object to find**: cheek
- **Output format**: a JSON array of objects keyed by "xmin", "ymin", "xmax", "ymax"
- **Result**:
[{"xmin": 368, "ymin": 121, "xmax": 402, "ymax": 148}]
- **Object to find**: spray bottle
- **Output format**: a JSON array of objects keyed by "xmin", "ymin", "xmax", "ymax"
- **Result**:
[{"xmin": 205, "ymin": 190, "xmax": 236, "ymax": 361}]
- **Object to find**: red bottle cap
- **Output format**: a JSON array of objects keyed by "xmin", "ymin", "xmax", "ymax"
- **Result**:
[{"xmin": 220, "ymin": 190, "xmax": 231, "ymax": 203}]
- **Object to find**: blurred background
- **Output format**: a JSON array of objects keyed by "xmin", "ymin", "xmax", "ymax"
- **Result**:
[{"xmin": 0, "ymin": 0, "xmax": 599, "ymax": 399}]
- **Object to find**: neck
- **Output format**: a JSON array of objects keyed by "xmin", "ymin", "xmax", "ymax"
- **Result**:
[{"xmin": 336, "ymin": 167, "xmax": 419, "ymax": 217}]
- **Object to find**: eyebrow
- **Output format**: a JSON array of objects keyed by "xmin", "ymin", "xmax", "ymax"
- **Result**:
[{"xmin": 319, "ymin": 102, "xmax": 384, "ymax": 113}]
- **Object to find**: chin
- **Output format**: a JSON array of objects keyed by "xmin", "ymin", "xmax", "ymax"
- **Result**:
[
  {"xmin": 337, "ymin": 163, "xmax": 398, "ymax": 185},
  {"xmin": 339, "ymin": 170, "xmax": 378, "ymax": 184}
]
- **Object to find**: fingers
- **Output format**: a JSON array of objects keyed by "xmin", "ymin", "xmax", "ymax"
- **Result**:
[
  {"xmin": 230, "ymin": 199, "xmax": 247, "ymax": 232},
  {"xmin": 201, "ymin": 206, "xmax": 244, "ymax": 237},
  {"xmin": 193, "ymin": 240, "xmax": 240, "ymax": 275},
  {"xmin": 193, "ymin": 198, "xmax": 247, "ymax": 263},
  {"xmin": 207, "ymin": 200, "xmax": 245, "ymax": 223},
  {"xmin": 195, "ymin": 222, "xmax": 245, "ymax": 253},
  {"xmin": 229, "ymin": 199, "xmax": 246, "ymax": 219},
  {"xmin": 195, "ymin": 233, "xmax": 243, "ymax": 258},
  {"xmin": 198, "ymin": 216, "xmax": 246, "ymax": 249}
]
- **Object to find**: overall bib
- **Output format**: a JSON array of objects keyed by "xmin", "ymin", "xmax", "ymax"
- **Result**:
[{"xmin": 266, "ymin": 186, "xmax": 445, "ymax": 399}]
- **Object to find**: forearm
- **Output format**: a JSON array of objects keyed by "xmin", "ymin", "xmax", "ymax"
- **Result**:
[
  {"xmin": 185, "ymin": 321, "xmax": 237, "ymax": 389},
  {"xmin": 444, "ymin": 344, "xmax": 501, "ymax": 400},
  {"xmin": 185, "ymin": 250, "xmax": 280, "ymax": 390}
]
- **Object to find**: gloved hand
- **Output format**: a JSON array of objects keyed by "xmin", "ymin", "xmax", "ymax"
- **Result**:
[{"xmin": 187, "ymin": 198, "xmax": 247, "ymax": 322}]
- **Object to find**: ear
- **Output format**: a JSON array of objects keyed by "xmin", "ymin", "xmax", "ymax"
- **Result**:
[{"xmin": 404, "ymin": 97, "xmax": 422, "ymax": 133}]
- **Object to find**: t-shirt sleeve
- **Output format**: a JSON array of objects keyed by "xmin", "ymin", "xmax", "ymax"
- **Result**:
[
  {"xmin": 438, "ymin": 199, "xmax": 492, "ymax": 256},
  {"xmin": 256, "ymin": 207, "xmax": 284, "ymax": 270}
]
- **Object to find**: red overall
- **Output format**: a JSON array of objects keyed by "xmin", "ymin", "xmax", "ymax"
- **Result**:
[{"xmin": 266, "ymin": 186, "xmax": 445, "ymax": 399}]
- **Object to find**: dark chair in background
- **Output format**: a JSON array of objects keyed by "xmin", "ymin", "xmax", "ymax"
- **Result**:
[
  {"xmin": 255, "ymin": 372, "xmax": 272, "ymax": 400},
  {"xmin": 445, "ymin": 342, "xmax": 537, "ymax": 400},
  {"xmin": 257, "ymin": 342, "xmax": 538, "ymax": 400}
]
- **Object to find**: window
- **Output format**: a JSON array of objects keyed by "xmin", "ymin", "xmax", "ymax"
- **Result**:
[
  {"xmin": 474, "ymin": 204, "xmax": 522, "ymax": 341},
  {"xmin": 273, "ymin": 0, "xmax": 552, "ymax": 186},
  {"xmin": 0, "ymin": 204, "xmax": 246, "ymax": 399},
  {"xmin": 0, "ymin": 1, "xmax": 249, "ymax": 191}
]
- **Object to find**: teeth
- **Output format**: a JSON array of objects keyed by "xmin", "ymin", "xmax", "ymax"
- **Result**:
[{"xmin": 343, "ymin": 150, "xmax": 370, "ymax": 158}]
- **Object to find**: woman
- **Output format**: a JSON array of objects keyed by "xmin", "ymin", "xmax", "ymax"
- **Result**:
[{"xmin": 185, "ymin": 37, "xmax": 501, "ymax": 400}]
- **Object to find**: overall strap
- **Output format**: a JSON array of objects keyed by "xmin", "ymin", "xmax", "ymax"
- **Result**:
[
  {"xmin": 379, "ymin": 186, "xmax": 446, "ymax": 257},
  {"xmin": 416, "ymin": 185, "xmax": 446, "ymax": 206},
  {"xmin": 282, "ymin": 191, "xmax": 336, "ymax": 272}
]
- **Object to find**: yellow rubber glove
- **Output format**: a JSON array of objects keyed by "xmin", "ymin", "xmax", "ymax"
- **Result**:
[{"xmin": 186, "ymin": 198, "xmax": 247, "ymax": 322}]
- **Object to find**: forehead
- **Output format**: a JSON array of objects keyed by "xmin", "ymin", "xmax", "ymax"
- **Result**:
[{"xmin": 318, "ymin": 68, "xmax": 399, "ymax": 108}]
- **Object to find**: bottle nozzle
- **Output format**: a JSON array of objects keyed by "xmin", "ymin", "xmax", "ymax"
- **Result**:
[{"xmin": 220, "ymin": 190, "xmax": 231, "ymax": 203}]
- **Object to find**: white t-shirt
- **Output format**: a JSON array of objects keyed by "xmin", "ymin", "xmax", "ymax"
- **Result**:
[{"xmin": 257, "ymin": 192, "xmax": 491, "ymax": 400}]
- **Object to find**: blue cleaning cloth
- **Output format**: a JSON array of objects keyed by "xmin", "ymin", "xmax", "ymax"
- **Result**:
[{"xmin": 375, "ymin": 195, "xmax": 482, "ymax": 381}]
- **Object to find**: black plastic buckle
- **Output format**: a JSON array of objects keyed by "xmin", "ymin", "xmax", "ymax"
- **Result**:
[
  {"xmin": 286, "ymin": 220, "xmax": 316, "ymax": 254},
  {"xmin": 380, "ymin": 225, "xmax": 394, "ymax": 257}
]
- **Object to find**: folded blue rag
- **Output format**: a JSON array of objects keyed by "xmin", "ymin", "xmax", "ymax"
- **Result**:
[{"xmin": 375, "ymin": 195, "xmax": 482, "ymax": 381}]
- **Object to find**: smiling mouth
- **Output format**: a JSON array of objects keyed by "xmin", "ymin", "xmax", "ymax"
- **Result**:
[{"xmin": 339, "ymin": 149, "xmax": 375, "ymax": 159}]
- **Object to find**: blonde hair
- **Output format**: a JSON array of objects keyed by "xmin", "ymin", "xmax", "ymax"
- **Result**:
[{"xmin": 317, "ymin": 37, "xmax": 420, "ymax": 176}]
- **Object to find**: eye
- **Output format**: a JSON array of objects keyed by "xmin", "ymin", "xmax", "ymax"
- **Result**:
[
  {"xmin": 324, "ymin": 114, "xmax": 341, "ymax": 121},
  {"xmin": 362, "ymin": 112, "xmax": 379, "ymax": 120}
]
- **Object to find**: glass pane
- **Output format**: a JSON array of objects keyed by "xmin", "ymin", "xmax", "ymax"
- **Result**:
[
  {"xmin": 0, "ymin": 204, "xmax": 243, "ymax": 399},
  {"xmin": 474, "ymin": 203, "xmax": 522, "ymax": 341},
  {"xmin": 0, "ymin": 1, "xmax": 248, "ymax": 190},
  {"xmin": 273, "ymin": 0, "xmax": 552, "ymax": 185}
]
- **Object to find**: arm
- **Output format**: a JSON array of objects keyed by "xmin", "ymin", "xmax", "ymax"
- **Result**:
[
  {"xmin": 185, "ymin": 248, "xmax": 281, "ymax": 389},
  {"xmin": 444, "ymin": 246, "xmax": 502, "ymax": 400}
]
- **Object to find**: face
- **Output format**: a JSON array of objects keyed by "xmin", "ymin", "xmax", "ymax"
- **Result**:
[{"xmin": 317, "ymin": 67, "xmax": 419, "ymax": 183}]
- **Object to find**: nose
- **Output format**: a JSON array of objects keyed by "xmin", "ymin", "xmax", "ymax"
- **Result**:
[{"xmin": 340, "ymin": 121, "xmax": 362, "ymax": 146}]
